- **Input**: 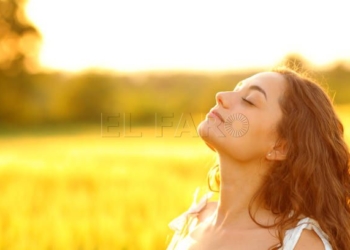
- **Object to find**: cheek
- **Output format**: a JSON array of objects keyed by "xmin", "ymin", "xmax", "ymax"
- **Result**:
[
  {"xmin": 246, "ymin": 117, "xmax": 280, "ymax": 148},
  {"xmin": 223, "ymin": 113, "xmax": 250, "ymax": 138},
  {"xmin": 198, "ymin": 113, "xmax": 281, "ymax": 159}
]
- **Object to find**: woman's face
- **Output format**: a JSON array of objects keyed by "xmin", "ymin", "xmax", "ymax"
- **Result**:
[{"xmin": 198, "ymin": 72, "xmax": 287, "ymax": 162}]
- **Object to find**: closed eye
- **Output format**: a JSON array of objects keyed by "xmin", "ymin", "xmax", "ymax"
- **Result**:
[{"xmin": 242, "ymin": 97, "xmax": 254, "ymax": 106}]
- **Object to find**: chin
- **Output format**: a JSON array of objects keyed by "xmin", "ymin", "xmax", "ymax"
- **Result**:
[
  {"xmin": 197, "ymin": 120, "xmax": 221, "ymax": 152},
  {"xmin": 204, "ymin": 142, "xmax": 217, "ymax": 152},
  {"xmin": 197, "ymin": 120, "xmax": 213, "ymax": 140},
  {"xmin": 198, "ymin": 118, "xmax": 225, "ymax": 137},
  {"xmin": 197, "ymin": 120, "xmax": 206, "ymax": 138}
]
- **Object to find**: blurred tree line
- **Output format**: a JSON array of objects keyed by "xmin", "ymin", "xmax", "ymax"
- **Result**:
[
  {"xmin": 0, "ymin": 0, "xmax": 349, "ymax": 127},
  {"xmin": 1, "ymin": 64, "xmax": 349, "ymax": 127}
]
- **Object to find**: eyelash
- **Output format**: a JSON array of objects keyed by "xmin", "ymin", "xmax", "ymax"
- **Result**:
[{"xmin": 242, "ymin": 97, "xmax": 254, "ymax": 106}]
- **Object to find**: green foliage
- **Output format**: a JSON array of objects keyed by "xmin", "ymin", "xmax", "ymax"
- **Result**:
[
  {"xmin": 0, "ymin": 0, "xmax": 43, "ymax": 126},
  {"xmin": 0, "ymin": 0, "xmax": 41, "ymax": 75},
  {"xmin": 0, "ymin": 1, "xmax": 349, "ymax": 126},
  {"xmin": 322, "ymin": 63, "xmax": 350, "ymax": 104},
  {"xmin": 0, "ymin": 64, "xmax": 350, "ymax": 126}
]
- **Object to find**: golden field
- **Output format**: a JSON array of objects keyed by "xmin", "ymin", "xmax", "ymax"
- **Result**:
[
  {"xmin": 0, "ymin": 106, "xmax": 349, "ymax": 250},
  {"xmin": 0, "ymin": 126, "xmax": 216, "ymax": 250}
]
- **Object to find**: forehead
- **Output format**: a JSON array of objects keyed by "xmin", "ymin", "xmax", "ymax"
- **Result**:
[{"xmin": 241, "ymin": 72, "xmax": 286, "ymax": 99}]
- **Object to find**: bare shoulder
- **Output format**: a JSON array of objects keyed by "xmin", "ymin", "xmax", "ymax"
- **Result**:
[
  {"xmin": 294, "ymin": 229, "xmax": 325, "ymax": 250},
  {"xmin": 197, "ymin": 201, "xmax": 217, "ymax": 223}
]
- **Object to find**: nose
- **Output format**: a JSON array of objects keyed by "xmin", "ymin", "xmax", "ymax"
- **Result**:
[{"xmin": 216, "ymin": 92, "xmax": 230, "ymax": 109}]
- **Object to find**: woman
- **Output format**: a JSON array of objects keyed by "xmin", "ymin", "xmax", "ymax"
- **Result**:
[{"xmin": 167, "ymin": 67, "xmax": 350, "ymax": 250}]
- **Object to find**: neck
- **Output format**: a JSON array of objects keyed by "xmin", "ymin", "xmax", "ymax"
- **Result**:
[{"xmin": 212, "ymin": 153, "xmax": 271, "ymax": 229}]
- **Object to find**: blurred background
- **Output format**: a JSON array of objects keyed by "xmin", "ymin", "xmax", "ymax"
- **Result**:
[{"xmin": 0, "ymin": 0, "xmax": 349, "ymax": 249}]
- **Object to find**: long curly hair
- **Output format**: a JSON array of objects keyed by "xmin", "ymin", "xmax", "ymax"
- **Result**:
[{"xmin": 207, "ymin": 67, "xmax": 350, "ymax": 249}]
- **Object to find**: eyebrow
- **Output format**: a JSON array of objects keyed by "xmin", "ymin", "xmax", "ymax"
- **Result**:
[{"xmin": 248, "ymin": 85, "xmax": 267, "ymax": 100}]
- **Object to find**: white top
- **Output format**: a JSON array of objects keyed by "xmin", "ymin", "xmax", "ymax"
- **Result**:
[
  {"xmin": 282, "ymin": 217, "xmax": 332, "ymax": 250},
  {"xmin": 167, "ymin": 191, "xmax": 332, "ymax": 250}
]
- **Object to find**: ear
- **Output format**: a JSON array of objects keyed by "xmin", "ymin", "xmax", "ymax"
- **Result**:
[{"xmin": 266, "ymin": 140, "xmax": 288, "ymax": 161}]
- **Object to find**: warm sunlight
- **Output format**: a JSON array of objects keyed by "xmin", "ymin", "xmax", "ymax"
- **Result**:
[
  {"xmin": 26, "ymin": 0, "xmax": 350, "ymax": 72},
  {"xmin": 2, "ymin": 2, "xmax": 350, "ymax": 250}
]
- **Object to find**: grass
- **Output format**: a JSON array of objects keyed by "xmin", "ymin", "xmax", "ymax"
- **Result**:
[
  {"xmin": 0, "ymin": 106, "xmax": 349, "ymax": 250},
  {"xmin": 0, "ymin": 127, "xmax": 216, "ymax": 250}
]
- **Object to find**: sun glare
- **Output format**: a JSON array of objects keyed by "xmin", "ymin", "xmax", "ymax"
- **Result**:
[{"xmin": 26, "ymin": 0, "xmax": 350, "ymax": 72}]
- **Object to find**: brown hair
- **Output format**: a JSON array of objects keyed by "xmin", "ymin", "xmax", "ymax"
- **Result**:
[{"xmin": 208, "ymin": 67, "xmax": 350, "ymax": 249}]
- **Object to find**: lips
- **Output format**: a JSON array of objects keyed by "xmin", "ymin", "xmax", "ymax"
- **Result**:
[{"xmin": 208, "ymin": 110, "xmax": 224, "ymax": 123}]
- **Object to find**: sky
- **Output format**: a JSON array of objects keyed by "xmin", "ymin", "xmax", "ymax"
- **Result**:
[{"xmin": 25, "ymin": 0, "xmax": 350, "ymax": 72}]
